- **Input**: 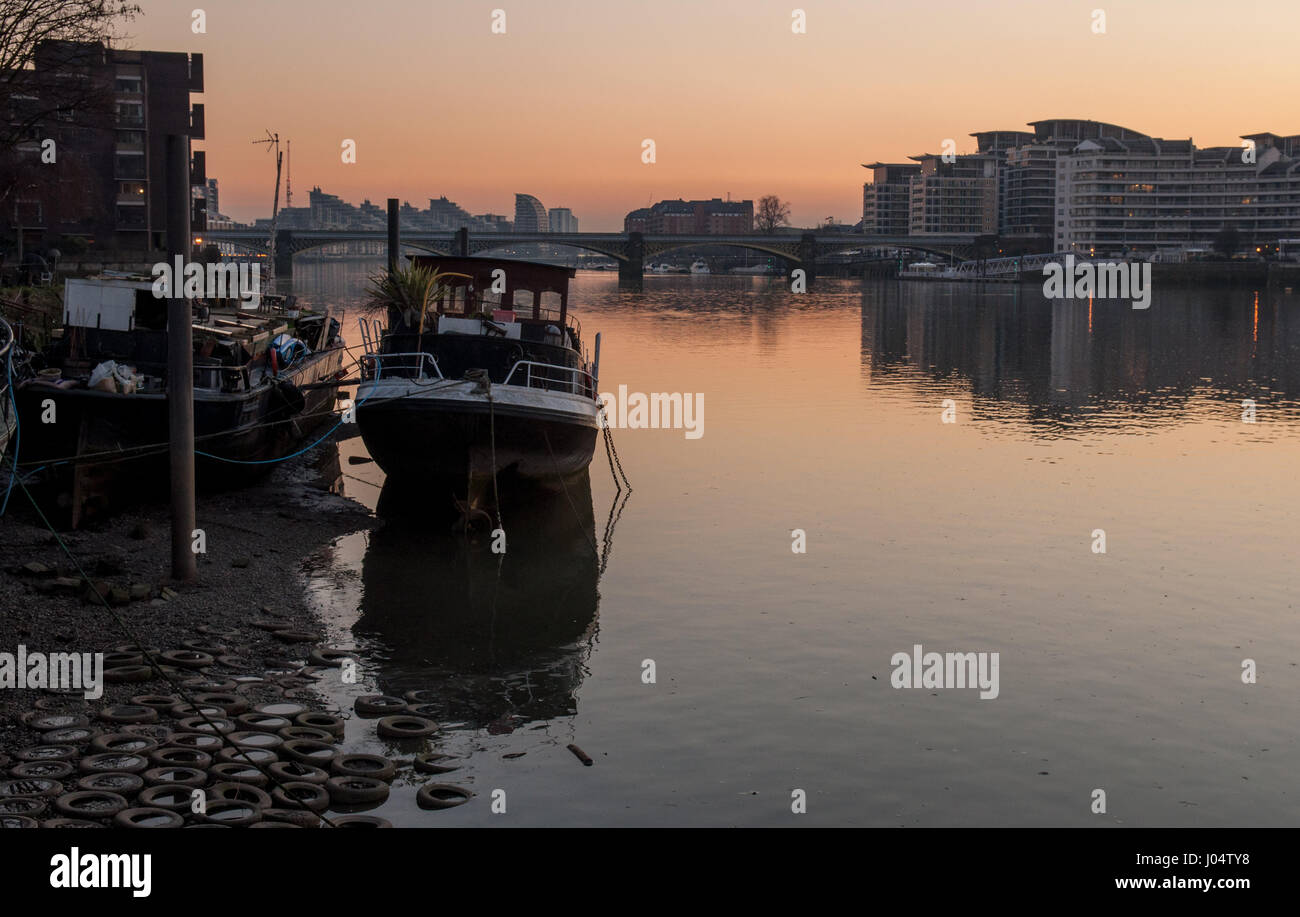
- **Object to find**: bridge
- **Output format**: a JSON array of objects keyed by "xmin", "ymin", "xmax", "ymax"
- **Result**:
[{"xmin": 202, "ymin": 227, "xmax": 987, "ymax": 287}]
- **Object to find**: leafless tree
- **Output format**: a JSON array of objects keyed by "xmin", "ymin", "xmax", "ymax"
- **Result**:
[
  {"xmin": 755, "ymin": 194, "xmax": 791, "ymax": 233},
  {"xmin": 0, "ymin": 1, "xmax": 140, "ymax": 223}
]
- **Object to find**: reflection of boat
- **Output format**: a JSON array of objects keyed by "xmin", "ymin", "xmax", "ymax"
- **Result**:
[
  {"xmin": 0, "ymin": 317, "xmax": 16, "ymax": 460},
  {"xmin": 15, "ymin": 276, "xmax": 346, "ymax": 527},
  {"xmin": 689, "ymin": 260, "xmax": 710, "ymax": 275},
  {"xmin": 356, "ymin": 256, "xmax": 601, "ymax": 494},
  {"xmin": 357, "ymin": 473, "xmax": 600, "ymax": 728}
]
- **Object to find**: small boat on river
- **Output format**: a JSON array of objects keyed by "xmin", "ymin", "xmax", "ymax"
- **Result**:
[
  {"xmin": 355, "ymin": 256, "xmax": 601, "ymax": 494},
  {"xmin": 15, "ymin": 275, "xmax": 347, "ymax": 527}
]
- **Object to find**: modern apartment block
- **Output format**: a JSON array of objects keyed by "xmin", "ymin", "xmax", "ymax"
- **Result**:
[
  {"xmin": 5, "ymin": 40, "xmax": 205, "ymax": 254},
  {"xmin": 1053, "ymin": 132, "xmax": 1300, "ymax": 254},
  {"xmin": 549, "ymin": 207, "xmax": 579, "ymax": 233},
  {"xmin": 623, "ymin": 198, "xmax": 753, "ymax": 233},
  {"xmin": 514, "ymin": 193, "xmax": 548, "ymax": 232},
  {"xmin": 859, "ymin": 118, "xmax": 1300, "ymax": 254},
  {"xmin": 907, "ymin": 151, "xmax": 999, "ymax": 235},
  {"xmin": 861, "ymin": 163, "xmax": 919, "ymax": 234}
]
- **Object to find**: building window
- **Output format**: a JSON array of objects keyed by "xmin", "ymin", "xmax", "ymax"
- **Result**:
[
  {"xmin": 115, "ymin": 153, "xmax": 146, "ymax": 179},
  {"xmin": 116, "ymin": 101, "xmax": 144, "ymax": 126},
  {"xmin": 116, "ymin": 205, "xmax": 147, "ymax": 227}
]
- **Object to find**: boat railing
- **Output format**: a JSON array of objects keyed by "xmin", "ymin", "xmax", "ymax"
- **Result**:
[
  {"xmin": 0, "ymin": 316, "xmax": 13, "ymax": 402},
  {"xmin": 362, "ymin": 351, "xmax": 443, "ymax": 382},
  {"xmin": 503, "ymin": 360, "xmax": 595, "ymax": 399}
]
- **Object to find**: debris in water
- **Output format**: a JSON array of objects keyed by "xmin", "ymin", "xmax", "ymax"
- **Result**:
[{"xmin": 566, "ymin": 744, "xmax": 593, "ymax": 766}]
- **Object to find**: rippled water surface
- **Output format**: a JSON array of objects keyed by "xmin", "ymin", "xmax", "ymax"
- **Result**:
[{"xmin": 293, "ymin": 266, "xmax": 1300, "ymax": 826}]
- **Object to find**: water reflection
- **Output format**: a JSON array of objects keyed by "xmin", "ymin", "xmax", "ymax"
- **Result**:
[
  {"xmin": 355, "ymin": 474, "xmax": 601, "ymax": 730},
  {"xmin": 860, "ymin": 283, "xmax": 1300, "ymax": 432}
]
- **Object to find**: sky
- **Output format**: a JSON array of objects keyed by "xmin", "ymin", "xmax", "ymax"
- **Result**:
[{"xmin": 123, "ymin": 0, "xmax": 1300, "ymax": 230}]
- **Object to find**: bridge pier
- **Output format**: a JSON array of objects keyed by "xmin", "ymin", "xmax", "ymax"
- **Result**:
[
  {"xmin": 797, "ymin": 232, "xmax": 817, "ymax": 289},
  {"xmin": 273, "ymin": 229, "xmax": 294, "ymax": 281},
  {"xmin": 618, "ymin": 231, "xmax": 643, "ymax": 291},
  {"xmin": 452, "ymin": 227, "xmax": 469, "ymax": 257}
]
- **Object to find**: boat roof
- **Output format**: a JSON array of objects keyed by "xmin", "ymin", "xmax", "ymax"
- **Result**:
[{"xmin": 406, "ymin": 255, "xmax": 575, "ymax": 294}]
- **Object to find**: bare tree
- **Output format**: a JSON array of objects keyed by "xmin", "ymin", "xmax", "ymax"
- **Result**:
[
  {"xmin": 755, "ymin": 194, "xmax": 791, "ymax": 233},
  {"xmin": 0, "ymin": 1, "xmax": 141, "ymax": 144},
  {"xmin": 0, "ymin": 1, "xmax": 140, "ymax": 226}
]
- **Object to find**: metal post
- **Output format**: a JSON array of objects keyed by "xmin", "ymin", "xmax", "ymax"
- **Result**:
[
  {"xmin": 166, "ymin": 135, "xmax": 197, "ymax": 582},
  {"xmin": 387, "ymin": 198, "xmax": 400, "ymax": 274}
]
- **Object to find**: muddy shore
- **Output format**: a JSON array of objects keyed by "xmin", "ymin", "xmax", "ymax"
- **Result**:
[{"xmin": 0, "ymin": 447, "xmax": 374, "ymax": 762}]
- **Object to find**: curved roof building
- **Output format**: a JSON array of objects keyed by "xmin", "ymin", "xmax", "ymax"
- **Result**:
[{"xmin": 514, "ymin": 193, "xmax": 548, "ymax": 233}]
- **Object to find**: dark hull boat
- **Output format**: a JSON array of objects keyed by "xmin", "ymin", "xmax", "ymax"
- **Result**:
[
  {"xmin": 356, "ymin": 256, "xmax": 601, "ymax": 494},
  {"xmin": 15, "ymin": 277, "xmax": 346, "ymax": 527}
]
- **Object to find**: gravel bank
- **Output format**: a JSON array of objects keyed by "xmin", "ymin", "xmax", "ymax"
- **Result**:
[{"xmin": 0, "ymin": 448, "xmax": 374, "ymax": 759}]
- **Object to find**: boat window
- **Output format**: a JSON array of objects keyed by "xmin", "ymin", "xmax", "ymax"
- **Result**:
[
  {"xmin": 134, "ymin": 289, "xmax": 167, "ymax": 330},
  {"xmin": 538, "ymin": 290, "xmax": 562, "ymax": 315}
]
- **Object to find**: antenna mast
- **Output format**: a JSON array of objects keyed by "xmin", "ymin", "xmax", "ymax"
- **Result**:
[
  {"xmin": 252, "ymin": 130, "xmax": 282, "ymax": 288},
  {"xmin": 285, "ymin": 140, "xmax": 293, "ymax": 207}
]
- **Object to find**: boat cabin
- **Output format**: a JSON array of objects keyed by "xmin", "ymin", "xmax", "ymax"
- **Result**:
[
  {"xmin": 372, "ymin": 256, "xmax": 591, "ymax": 395},
  {"xmin": 50, "ymin": 276, "xmax": 335, "ymax": 394}
]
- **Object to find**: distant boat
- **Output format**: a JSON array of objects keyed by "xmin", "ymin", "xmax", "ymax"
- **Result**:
[
  {"xmin": 647, "ymin": 263, "xmax": 669, "ymax": 274},
  {"xmin": 689, "ymin": 260, "xmax": 710, "ymax": 274},
  {"xmin": 356, "ymin": 256, "xmax": 601, "ymax": 494},
  {"xmin": 730, "ymin": 263, "xmax": 774, "ymax": 275}
]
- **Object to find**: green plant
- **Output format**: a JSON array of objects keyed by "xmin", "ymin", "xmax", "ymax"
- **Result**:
[{"xmin": 364, "ymin": 263, "xmax": 446, "ymax": 333}]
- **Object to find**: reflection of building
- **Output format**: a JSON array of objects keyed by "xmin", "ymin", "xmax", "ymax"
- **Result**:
[
  {"xmin": 514, "ymin": 193, "xmax": 548, "ymax": 232},
  {"xmin": 622, "ymin": 198, "xmax": 753, "ymax": 233},
  {"xmin": 860, "ymin": 284, "xmax": 1300, "ymax": 427},
  {"xmin": 5, "ymin": 40, "xmax": 205, "ymax": 254},
  {"xmin": 548, "ymin": 207, "xmax": 578, "ymax": 233}
]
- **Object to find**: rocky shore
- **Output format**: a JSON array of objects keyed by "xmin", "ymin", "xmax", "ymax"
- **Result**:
[{"xmin": 0, "ymin": 448, "xmax": 374, "ymax": 766}]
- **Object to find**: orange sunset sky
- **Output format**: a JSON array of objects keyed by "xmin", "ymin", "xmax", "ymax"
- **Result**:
[{"xmin": 122, "ymin": 0, "xmax": 1299, "ymax": 230}]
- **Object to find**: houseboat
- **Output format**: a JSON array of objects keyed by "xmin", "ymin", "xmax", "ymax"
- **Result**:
[
  {"xmin": 355, "ymin": 256, "xmax": 601, "ymax": 494},
  {"xmin": 16, "ymin": 276, "xmax": 347, "ymax": 527}
]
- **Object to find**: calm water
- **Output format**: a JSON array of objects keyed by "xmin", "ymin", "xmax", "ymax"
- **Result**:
[{"xmin": 291, "ymin": 264, "xmax": 1300, "ymax": 827}]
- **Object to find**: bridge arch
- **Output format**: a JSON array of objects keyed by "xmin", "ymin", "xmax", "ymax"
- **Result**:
[{"xmin": 467, "ymin": 238, "xmax": 630, "ymax": 261}]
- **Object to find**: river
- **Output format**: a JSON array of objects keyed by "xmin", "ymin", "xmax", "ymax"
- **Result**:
[{"xmin": 288, "ymin": 264, "xmax": 1300, "ymax": 826}]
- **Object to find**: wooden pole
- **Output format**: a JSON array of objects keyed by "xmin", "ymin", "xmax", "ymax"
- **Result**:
[
  {"xmin": 387, "ymin": 198, "xmax": 400, "ymax": 275},
  {"xmin": 166, "ymin": 135, "xmax": 197, "ymax": 582}
]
